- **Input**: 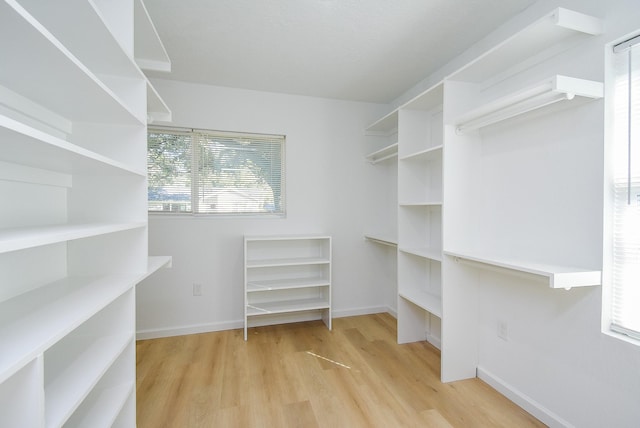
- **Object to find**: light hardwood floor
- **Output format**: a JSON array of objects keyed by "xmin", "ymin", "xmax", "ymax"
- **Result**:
[{"xmin": 136, "ymin": 313, "xmax": 544, "ymax": 427}]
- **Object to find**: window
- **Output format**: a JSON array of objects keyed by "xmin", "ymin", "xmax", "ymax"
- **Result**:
[
  {"xmin": 147, "ymin": 128, "xmax": 285, "ymax": 215},
  {"xmin": 610, "ymin": 35, "xmax": 640, "ymax": 339}
]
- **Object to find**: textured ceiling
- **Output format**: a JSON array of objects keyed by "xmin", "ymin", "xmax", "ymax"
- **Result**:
[{"xmin": 144, "ymin": 0, "xmax": 536, "ymax": 103}]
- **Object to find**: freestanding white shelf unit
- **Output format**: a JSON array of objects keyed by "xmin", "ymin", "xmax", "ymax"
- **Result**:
[
  {"xmin": 244, "ymin": 235, "xmax": 332, "ymax": 340},
  {"xmin": 0, "ymin": 0, "xmax": 171, "ymax": 426}
]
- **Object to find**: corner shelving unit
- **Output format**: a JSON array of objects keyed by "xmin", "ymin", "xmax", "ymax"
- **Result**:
[
  {"xmin": 244, "ymin": 235, "xmax": 332, "ymax": 340},
  {"xmin": 0, "ymin": 0, "xmax": 171, "ymax": 426}
]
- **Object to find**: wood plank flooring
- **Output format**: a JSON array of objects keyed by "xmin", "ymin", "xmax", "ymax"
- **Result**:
[{"xmin": 136, "ymin": 313, "xmax": 544, "ymax": 427}]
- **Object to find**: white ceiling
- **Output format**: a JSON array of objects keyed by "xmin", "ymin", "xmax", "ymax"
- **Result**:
[{"xmin": 144, "ymin": 0, "xmax": 536, "ymax": 103}]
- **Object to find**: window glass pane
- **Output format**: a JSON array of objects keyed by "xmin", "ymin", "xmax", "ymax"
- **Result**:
[{"xmin": 147, "ymin": 131, "xmax": 192, "ymax": 213}]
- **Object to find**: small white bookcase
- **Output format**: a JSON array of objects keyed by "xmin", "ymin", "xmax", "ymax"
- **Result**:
[{"xmin": 243, "ymin": 235, "xmax": 332, "ymax": 340}]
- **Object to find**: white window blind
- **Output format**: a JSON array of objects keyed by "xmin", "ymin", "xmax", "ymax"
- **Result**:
[
  {"xmin": 147, "ymin": 128, "xmax": 285, "ymax": 215},
  {"xmin": 611, "ymin": 37, "xmax": 640, "ymax": 339}
]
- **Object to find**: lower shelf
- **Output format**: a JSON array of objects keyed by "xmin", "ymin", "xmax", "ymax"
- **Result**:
[
  {"xmin": 247, "ymin": 298, "xmax": 330, "ymax": 316},
  {"xmin": 399, "ymin": 289, "xmax": 442, "ymax": 318}
]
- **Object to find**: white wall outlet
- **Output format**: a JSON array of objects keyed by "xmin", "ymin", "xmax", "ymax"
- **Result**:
[
  {"xmin": 193, "ymin": 283, "xmax": 203, "ymax": 296},
  {"xmin": 497, "ymin": 320, "xmax": 508, "ymax": 341}
]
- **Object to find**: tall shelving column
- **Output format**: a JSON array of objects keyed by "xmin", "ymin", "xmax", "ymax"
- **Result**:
[
  {"xmin": 396, "ymin": 83, "xmax": 444, "ymax": 348},
  {"xmin": 0, "ymin": 0, "xmax": 170, "ymax": 426}
]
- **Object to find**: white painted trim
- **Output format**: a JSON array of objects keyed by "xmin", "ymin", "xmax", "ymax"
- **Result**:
[
  {"xmin": 426, "ymin": 333, "xmax": 441, "ymax": 350},
  {"xmin": 476, "ymin": 366, "xmax": 574, "ymax": 428},
  {"xmin": 136, "ymin": 320, "xmax": 243, "ymax": 340}
]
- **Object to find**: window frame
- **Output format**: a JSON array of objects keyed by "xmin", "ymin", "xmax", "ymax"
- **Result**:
[{"xmin": 147, "ymin": 126, "xmax": 286, "ymax": 218}]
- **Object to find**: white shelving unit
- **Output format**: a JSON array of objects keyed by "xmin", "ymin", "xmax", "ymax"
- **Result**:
[
  {"xmin": 244, "ymin": 235, "xmax": 332, "ymax": 340},
  {"xmin": 396, "ymin": 83, "xmax": 444, "ymax": 348},
  {"xmin": 0, "ymin": 0, "xmax": 171, "ymax": 425}
]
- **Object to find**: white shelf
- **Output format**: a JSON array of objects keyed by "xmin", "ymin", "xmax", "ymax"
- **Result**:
[
  {"xmin": 399, "ymin": 247, "xmax": 442, "ymax": 262},
  {"xmin": 454, "ymin": 75, "xmax": 603, "ymax": 133},
  {"xmin": 142, "ymin": 256, "xmax": 173, "ymax": 281},
  {"xmin": 399, "ymin": 290, "xmax": 442, "ymax": 318},
  {"xmin": 246, "ymin": 256, "xmax": 330, "ymax": 268},
  {"xmin": 0, "ymin": 114, "xmax": 145, "ymax": 177},
  {"xmin": 247, "ymin": 298, "xmax": 331, "ymax": 317},
  {"xmin": 364, "ymin": 234, "xmax": 398, "ymax": 247},
  {"xmin": 134, "ymin": 0, "xmax": 171, "ymax": 72},
  {"xmin": 247, "ymin": 278, "xmax": 330, "ymax": 292},
  {"xmin": 244, "ymin": 234, "xmax": 330, "ymax": 241},
  {"xmin": 444, "ymin": 251, "xmax": 602, "ymax": 289},
  {"xmin": 146, "ymin": 79, "xmax": 172, "ymax": 123},
  {"xmin": 0, "ymin": 275, "xmax": 141, "ymax": 384},
  {"xmin": 67, "ymin": 383, "xmax": 134, "ymax": 428},
  {"xmin": 45, "ymin": 335, "xmax": 132, "ymax": 428},
  {"xmin": 450, "ymin": 8, "xmax": 603, "ymax": 83},
  {"xmin": 0, "ymin": 1, "xmax": 144, "ymax": 126},
  {"xmin": 399, "ymin": 145, "xmax": 443, "ymax": 162},
  {"xmin": 365, "ymin": 110, "xmax": 398, "ymax": 136},
  {"xmin": 401, "ymin": 82, "xmax": 444, "ymax": 111},
  {"xmin": 399, "ymin": 201, "xmax": 443, "ymax": 207},
  {"xmin": 0, "ymin": 222, "xmax": 146, "ymax": 255},
  {"xmin": 365, "ymin": 142, "xmax": 398, "ymax": 163}
]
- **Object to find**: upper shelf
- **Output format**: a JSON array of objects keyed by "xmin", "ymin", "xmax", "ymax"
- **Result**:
[
  {"xmin": 365, "ymin": 110, "xmax": 398, "ymax": 136},
  {"xmin": 365, "ymin": 142, "xmax": 398, "ymax": 164},
  {"xmin": 0, "ymin": 1, "xmax": 144, "ymax": 126},
  {"xmin": 444, "ymin": 250, "xmax": 601, "ymax": 289},
  {"xmin": 134, "ymin": 0, "xmax": 171, "ymax": 72},
  {"xmin": 401, "ymin": 82, "xmax": 444, "ymax": 111},
  {"xmin": 146, "ymin": 79, "xmax": 172, "ymax": 123},
  {"xmin": 0, "ymin": 114, "xmax": 145, "ymax": 177},
  {"xmin": 450, "ymin": 8, "xmax": 603, "ymax": 83},
  {"xmin": 454, "ymin": 75, "xmax": 603, "ymax": 133},
  {"xmin": 364, "ymin": 234, "xmax": 398, "ymax": 248}
]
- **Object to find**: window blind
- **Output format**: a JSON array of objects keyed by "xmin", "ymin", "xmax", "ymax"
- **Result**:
[
  {"xmin": 147, "ymin": 128, "xmax": 285, "ymax": 215},
  {"xmin": 611, "ymin": 38, "xmax": 640, "ymax": 338}
]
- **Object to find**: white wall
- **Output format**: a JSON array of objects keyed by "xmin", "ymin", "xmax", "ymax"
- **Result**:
[
  {"xmin": 137, "ymin": 80, "xmax": 391, "ymax": 338},
  {"xmin": 397, "ymin": 0, "xmax": 640, "ymax": 426}
]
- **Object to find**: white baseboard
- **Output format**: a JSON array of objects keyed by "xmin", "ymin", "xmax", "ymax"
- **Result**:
[
  {"xmin": 136, "ymin": 320, "xmax": 243, "ymax": 340},
  {"xmin": 332, "ymin": 305, "xmax": 392, "ymax": 318},
  {"xmin": 426, "ymin": 332, "xmax": 441, "ymax": 350},
  {"xmin": 476, "ymin": 366, "xmax": 574, "ymax": 428},
  {"xmin": 136, "ymin": 306, "xmax": 396, "ymax": 340}
]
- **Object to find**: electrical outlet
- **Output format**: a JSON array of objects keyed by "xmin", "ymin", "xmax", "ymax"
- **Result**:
[
  {"xmin": 193, "ymin": 283, "xmax": 202, "ymax": 296},
  {"xmin": 497, "ymin": 320, "xmax": 508, "ymax": 341}
]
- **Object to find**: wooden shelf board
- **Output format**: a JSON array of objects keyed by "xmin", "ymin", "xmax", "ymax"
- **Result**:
[
  {"xmin": 0, "ymin": 2, "xmax": 143, "ymax": 126},
  {"xmin": 247, "ymin": 298, "xmax": 330, "ymax": 316},
  {"xmin": 449, "ymin": 8, "xmax": 603, "ymax": 83},
  {"xmin": 45, "ymin": 335, "xmax": 132, "ymax": 428},
  {"xmin": 364, "ymin": 234, "xmax": 398, "ymax": 247},
  {"xmin": 399, "ymin": 247, "xmax": 442, "ymax": 262},
  {"xmin": 0, "ymin": 274, "xmax": 140, "ymax": 384},
  {"xmin": 399, "ymin": 145, "xmax": 443, "ymax": 162},
  {"xmin": 399, "ymin": 289, "xmax": 442, "ymax": 318},
  {"xmin": 444, "ymin": 250, "xmax": 601, "ymax": 289},
  {"xmin": 247, "ymin": 278, "xmax": 330, "ymax": 292},
  {"xmin": 0, "ymin": 222, "xmax": 146, "ymax": 255},
  {"xmin": 0, "ymin": 114, "xmax": 144, "ymax": 177},
  {"xmin": 365, "ymin": 142, "xmax": 398, "ymax": 164},
  {"xmin": 246, "ymin": 256, "xmax": 330, "ymax": 268}
]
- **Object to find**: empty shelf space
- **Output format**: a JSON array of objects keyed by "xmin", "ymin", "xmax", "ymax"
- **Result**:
[
  {"xmin": 0, "ymin": 1, "xmax": 143, "ymax": 125},
  {"xmin": 246, "ymin": 256, "xmax": 330, "ymax": 268},
  {"xmin": 45, "ymin": 335, "xmax": 132, "ymax": 428},
  {"xmin": 0, "ymin": 114, "xmax": 144, "ymax": 176},
  {"xmin": 444, "ymin": 250, "xmax": 601, "ymax": 289},
  {"xmin": 247, "ymin": 278, "xmax": 330, "ymax": 292},
  {"xmin": 134, "ymin": 0, "xmax": 171, "ymax": 72},
  {"xmin": 66, "ymin": 382, "xmax": 133, "ymax": 428},
  {"xmin": 364, "ymin": 234, "xmax": 398, "ymax": 247},
  {"xmin": 0, "ymin": 275, "xmax": 139, "ymax": 384},
  {"xmin": 399, "ymin": 289, "xmax": 442, "ymax": 318},
  {"xmin": 146, "ymin": 79, "xmax": 172, "ymax": 122},
  {"xmin": 399, "ymin": 247, "xmax": 442, "ymax": 261},
  {"xmin": 0, "ymin": 222, "xmax": 146, "ymax": 254},
  {"xmin": 365, "ymin": 110, "xmax": 398, "ymax": 135},
  {"xmin": 141, "ymin": 256, "xmax": 173, "ymax": 282},
  {"xmin": 365, "ymin": 142, "xmax": 398, "ymax": 163},
  {"xmin": 247, "ymin": 298, "xmax": 330, "ymax": 316},
  {"xmin": 450, "ymin": 8, "xmax": 603, "ymax": 83},
  {"xmin": 399, "ymin": 145, "xmax": 443, "ymax": 162}
]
